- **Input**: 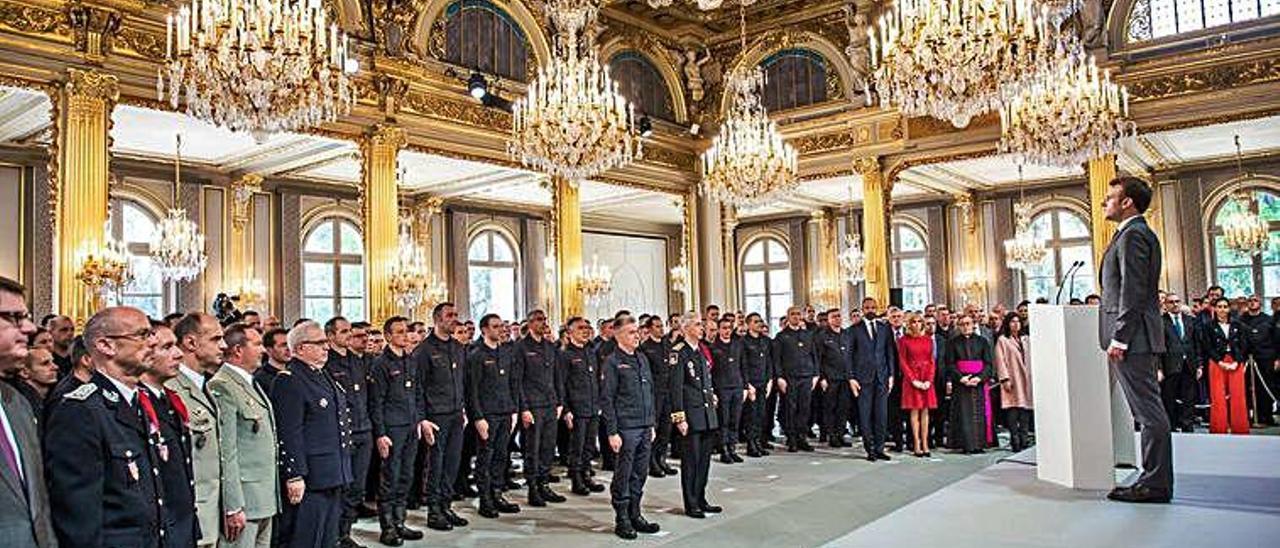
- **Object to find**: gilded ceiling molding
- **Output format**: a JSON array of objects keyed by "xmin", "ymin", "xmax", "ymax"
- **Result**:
[
  {"xmin": 719, "ymin": 27, "xmax": 857, "ymax": 119},
  {"xmin": 905, "ymin": 112, "xmax": 999, "ymax": 140},
  {"xmin": 417, "ymin": 0, "xmax": 552, "ymax": 69},
  {"xmin": 884, "ymin": 149, "xmax": 997, "ymax": 185},
  {"xmin": 1124, "ymin": 57, "xmax": 1280, "ymax": 103},
  {"xmin": 68, "ymin": 1, "xmax": 122, "ymax": 62},
  {"xmin": 0, "ymin": 0, "xmax": 72, "ymax": 37},
  {"xmin": 597, "ymin": 32, "xmax": 689, "ymax": 124}
]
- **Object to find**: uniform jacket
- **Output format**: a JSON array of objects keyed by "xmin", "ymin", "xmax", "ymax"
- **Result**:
[
  {"xmin": 513, "ymin": 335, "xmax": 564, "ymax": 411},
  {"xmin": 208, "ymin": 365, "xmax": 280, "ymax": 520},
  {"xmin": 1199, "ymin": 319, "xmax": 1249, "ymax": 364},
  {"xmin": 46, "ymin": 372, "xmax": 164, "ymax": 548},
  {"xmin": 465, "ymin": 342, "xmax": 518, "ymax": 421},
  {"xmin": 638, "ymin": 338, "xmax": 673, "ymax": 399},
  {"xmin": 1238, "ymin": 312, "xmax": 1279, "ymax": 363},
  {"xmin": 740, "ymin": 333, "xmax": 773, "ymax": 385},
  {"xmin": 164, "ymin": 368, "xmax": 222, "ymax": 544},
  {"xmin": 559, "ymin": 341, "xmax": 600, "ymax": 417},
  {"xmin": 815, "ymin": 327, "xmax": 854, "ymax": 382},
  {"xmin": 368, "ymin": 347, "xmax": 422, "ymax": 437},
  {"xmin": 327, "ymin": 348, "xmax": 371, "ymax": 433},
  {"xmin": 668, "ymin": 340, "xmax": 719, "ymax": 432},
  {"xmin": 145, "ymin": 383, "xmax": 198, "ymax": 547},
  {"xmin": 849, "ymin": 320, "xmax": 898, "ymax": 385},
  {"xmin": 0, "ymin": 382, "xmax": 54, "ymax": 548},
  {"xmin": 709, "ymin": 336, "xmax": 745, "ymax": 390},
  {"xmin": 1098, "ymin": 216, "xmax": 1166, "ymax": 354},
  {"xmin": 601, "ymin": 350, "xmax": 656, "ymax": 435},
  {"xmin": 1161, "ymin": 313, "xmax": 1202, "ymax": 376},
  {"xmin": 415, "ymin": 333, "xmax": 466, "ymax": 417},
  {"xmin": 270, "ymin": 359, "xmax": 353, "ymax": 491},
  {"xmin": 773, "ymin": 325, "xmax": 818, "ymax": 379}
]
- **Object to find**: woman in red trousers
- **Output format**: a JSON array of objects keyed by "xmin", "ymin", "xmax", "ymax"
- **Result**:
[
  {"xmin": 1201, "ymin": 297, "xmax": 1250, "ymax": 434},
  {"xmin": 898, "ymin": 313, "xmax": 938, "ymax": 457}
]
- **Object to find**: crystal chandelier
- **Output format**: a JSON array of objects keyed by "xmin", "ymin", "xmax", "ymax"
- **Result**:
[
  {"xmin": 669, "ymin": 262, "xmax": 690, "ymax": 295},
  {"xmin": 158, "ymin": 0, "xmax": 357, "ymax": 134},
  {"xmin": 701, "ymin": 7, "xmax": 798, "ymax": 207},
  {"xmin": 1038, "ymin": 0, "xmax": 1083, "ymax": 24},
  {"xmin": 837, "ymin": 234, "xmax": 866, "ymax": 285},
  {"xmin": 868, "ymin": 0, "xmax": 1054, "ymax": 128},
  {"xmin": 644, "ymin": 0, "xmax": 758, "ymax": 9},
  {"xmin": 510, "ymin": 0, "xmax": 641, "ymax": 182},
  {"xmin": 999, "ymin": 52, "xmax": 1135, "ymax": 168},
  {"xmin": 670, "ymin": 196, "xmax": 691, "ymax": 295},
  {"xmin": 152, "ymin": 135, "xmax": 208, "ymax": 283},
  {"xmin": 1004, "ymin": 165, "xmax": 1047, "ymax": 270},
  {"xmin": 1220, "ymin": 135, "xmax": 1270, "ymax": 256},
  {"xmin": 579, "ymin": 253, "xmax": 612, "ymax": 304},
  {"xmin": 388, "ymin": 218, "xmax": 428, "ymax": 311}
]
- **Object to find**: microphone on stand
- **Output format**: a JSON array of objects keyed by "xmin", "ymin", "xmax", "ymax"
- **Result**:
[
  {"xmin": 1054, "ymin": 260, "xmax": 1085, "ymax": 305},
  {"xmin": 1066, "ymin": 260, "xmax": 1086, "ymax": 304}
]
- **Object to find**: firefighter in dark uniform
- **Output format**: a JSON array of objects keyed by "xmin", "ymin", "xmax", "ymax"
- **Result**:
[
  {"xmin": 368, "ymin": 316, "xmax": 424, "ymax": 546},
  {"xmin": 466, "ymin": 314, "xmax": 522, "ymax": 519},
  {"xmin": 45, "ymin": 308, "xmax": 166, "ymax": 548},
  {"xmin": 740, "ymin": 313, "xmax": 774, "ymax": 457},
  {"xmin": 271, "ymin": 321, "xmax": 353, "ymax": 548},
  {"xmin": 816, "ymin": 309, "xmax": 856, "ymax": 448},
  {"xmin": 773, "ymin": 306, "xmax": 819, "ymax": 452},
  {"xmin": 323, "ymin": 316, "xmax": 373, "ymax": 547},
  {"xmin": 601, "ymin": 317, "xmax": 659, "ymax": 540},
  {"xmin": 639, "ymin": 316, "xmax": 677, "ymax": 476},
  {"xmin": 668, "ymin": 316, "xmax": 722, "ymax": 519},
  {"xmin": 561, "ymin": 316, "xmax": 607, "ymax": 496},
  {"xmin": 710, "ymin": 317, "xmax": 747, "ymax": 463},
  {"xmin": 414, "ymin": 302, "xmax": 469, "ymax": 531},
  {"xmin": 513, "ymin": 309, "xmax": 566, "ymax": 506}
]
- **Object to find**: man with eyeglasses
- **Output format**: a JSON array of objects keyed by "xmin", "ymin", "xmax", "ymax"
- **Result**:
[
  {"xmin": 272, "ymin": 320, "xmax": 353, "ymax": 548},
  {"xmin": 46, "ymin": 305, "xmax": 162, "ymax": 547},
  {"xmin": 0, "ymin": 277, "xmax": 54, "ymax": 547},
  {"xmin": 167, "ymin": 312, "xmax": 227, "ymax": 548},
  {"xmin": 1160, "ymin": 293, "xmax": 1201, "ymax": 433}
]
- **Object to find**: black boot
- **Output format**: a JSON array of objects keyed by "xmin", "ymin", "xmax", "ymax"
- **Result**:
[
  {"xmin": 648, "ymin": 461, "xmax": 666, "ymax": 478},
  {"xmin": 527, "ymin": 483, "xmax": 546, "ymax": 507},
  {"xmin": 614, "ymin": 505, "xmax": 637, "ymax": 540},
  {"xmin": 478, "ymin": 495, "xmax": 500, "ymax": 519},
  {"xmin": 797, "ymin": 438, "xmax": 815, "ymax": 452},
  {"xmin": 746, "ymin": 440, "xmax": 763, "ymax": 458},
  {"xmin": 495, "ymin": 493, "xmax": 521, "ymax": 514},
  {"xmin": 395, "ymin": 506, "xmax": 424, "ymax": 540},
  {"xmin": 786, "ymin": 437, "xmax": 798, "ymax": 452},
  {"xmin": 540, "ymin": 481, "xmax": 567, "ymax": 503},
  {"xmin": 378, "ymin": 528, "xmax": 403, "ymax": 547},
  {"xmin": 719, "ymin": 447, "xmax": 734, "ymax": 464},
  {"xmin": 730, "ymin": 444, "xmax": 744, "ymax": 462},
  {"xmin": 443, "ymin": 502, "xmax": 469, "ymax": 527},
  {"xmin": 631, "ymin": 514, "xmax": 660, "ymax": 534},
  {"xmin": 570, "ymin": 471, "xmax": 591, "ymax": 496},
  {"xmin": 659, "ymin": 459, "xmax": 678, "ymax": 476},
  {"xmin": 426, "ymin": 505, "xmax": 453, "ymax": 531}
]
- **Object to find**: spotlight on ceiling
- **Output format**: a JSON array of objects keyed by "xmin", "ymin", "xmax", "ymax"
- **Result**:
[
  {"xmin": 638, "ymin": 115, "xmax": 653, "ymax": 138},
  {"xmin": 467, "ymin": 71, "xmax": 488, "ymax": 100}
]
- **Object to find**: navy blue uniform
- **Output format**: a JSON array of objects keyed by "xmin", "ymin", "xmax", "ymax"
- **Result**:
[
  {"xmin": 600, "ymin": 349, "xmax": 655, "ymax": 526},
  {"xmin": 45, "ymin": 372, "xmax": 166, "ymax": 548},
  {"xmin": 560, "ymin": 341, "xmax": 601, "ymax": 482},
  {"xmin": 327, "ymin": 347, "xmax": 372, "ymax": 540},
  {"xmin": 773, "ymin": 325, "xmax": 818, "ymax": 447},
  {"xmin": 710, "ymin": 337, "xmax": 746, "ymax": 454},
  {"xmin": 668, "ymin": 340, "xmax": 717, "ymax": 514},
  {"xmin": 512, "ymin": 335, "xmax": 564, "ymax": 487},
  {"xmin": 271, "ymin": 359, "xmax": 353, "ymax": 548},
  {"xmin": 740, "ymin": 333, "xmax": 773, "ymax": 451},
  {"xmin": 146, "ymin": 384, "xmax": 199, "ymax": 548},
  {"xmin": 465, "ymin": 341, "xmax": 518, "ymax": 506},
  {"xmin": 816, "ymin": 327, "xmax": 855, "ymax": 445},
  {"xmin": 414, "ymin": 332, "xmax": 467, "ymax": 512},
  {"xmin": 367, "ymin": 346, "xmax": 421, "ymax": 532},
  {"xmin": 638, "ymin": 337, "xmax": 675, "ymax": 471}
]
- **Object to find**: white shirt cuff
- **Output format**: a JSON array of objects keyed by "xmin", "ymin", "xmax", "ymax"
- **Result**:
[{"xmin": 1109, "ymin": 340, "xmax": 1128, "ymax": 351}]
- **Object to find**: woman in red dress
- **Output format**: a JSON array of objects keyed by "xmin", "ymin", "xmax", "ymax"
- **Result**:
[{"xmin": 897, "ymin": 313, "xmax": 939, "ymax": 457}]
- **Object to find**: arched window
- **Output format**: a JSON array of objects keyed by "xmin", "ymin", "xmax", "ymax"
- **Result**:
[
  {"xmin": 107, "ymin": 198, "xmax": 170, "ymax": 318},
  {"xmin": 468, "ymin": 229, "xmax": 519, "ymax": 321},
  {"xmin": 1021, "ymin": 208, "xmax": 1095, "ymax": 301},
  {"xmin": 890, "ymin": 223, "xmax": 931, "ymax": 311},
  {"xmin": 302, "ymin": 217, "xmax": 365, "ymax": 322},
  {"xmin": 1127, "ymin": 0, "xmax": 1280, "ymax": 42},
  {"xmin": 445, "ymin": 0, "xmax": 530, "ymax": 82},
  {"xmin": 741, "ymin": 237, "xmax": 792, "ymax": 325},
  {"xmin": 609, "ymin": 52, "xmax": 674, "ymax": 121},
  {"xmin": 760, "ymin": 49, "xmax": 829, "ymax": 112},
  {"xmin": 1209, "ymin": 187, "xmax": 1280, "ymax": 298}
]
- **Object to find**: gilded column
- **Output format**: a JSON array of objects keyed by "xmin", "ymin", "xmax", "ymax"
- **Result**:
[
  {"xmin": 1088, "ymin": 155, "xmax": 1117, "ymax": 268},
  {"xmin": 553, "ymin": 176, "xmax": 584, "ymax": 320},
  {"xmin": 55, "ymin": 68, "xmax": 118, "ymax": 325},
  {"xmin": 954, "ymin": 193, "xmax": 986, "ymax": 304},
  {"xmin": 228, "ymin": 173, "xmax": 263, "ymax": 301},
  {"xmin": 360, "ymin": 124, "xmax": 406, "ymax": 326},
  {"xmin": 855, "ymin": 157, "xmax": 891, "ymax": 307}
]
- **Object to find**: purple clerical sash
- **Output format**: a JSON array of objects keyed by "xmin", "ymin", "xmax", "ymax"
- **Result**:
[{"xmin": 956, "ymin": 360, "xmax": 984, "ymax": 375}]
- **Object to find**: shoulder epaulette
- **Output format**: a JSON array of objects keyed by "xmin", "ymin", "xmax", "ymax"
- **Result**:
[
  {"xmin": 278, "ymin": 370, "xmax": 292, "ymax": 376},
  {"xmin": 672, "ymin": 341, "xmax": 686, "ymax": 351},
  {"xmin": 64, "ymin": 383, "xmax": 98, "ymax": 401}
]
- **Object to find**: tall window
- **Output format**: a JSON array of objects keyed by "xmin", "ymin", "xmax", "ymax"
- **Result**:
[
  {"xmin": 1127, "ymin": 0, "xmax": 1280, "ymax": 42},
  {"xmin": 302, "ymin": 217, "xmax": 365, "ymax": 322},
  {"xmin": 760, "ymin": 49, "xmax": 829, "ymax": 112},
  {"xmin": 742, "ymin": 237, "xmax": 792, "ymax": 325},
  {"xmin": 1210, "ymin": 187, "xmax": 1280, "ymax": 298},
  {"xmin": 108, "ymin": 198, "xmax": 169, "ymax": 318},
  {"xmin": 609, "ymin": 52, "xmax": 675, "ymax": 121},
  {"xmin": 445, "ymin": 0, "xmax": 530, "ymax": 81},
  {"xmin": 468, "ymin": 229, "xmax": 518, "ymax": 321},
  {"xmin": 1022, "ymin": 209, "xmax": 1095, "ymax": 301},
  {"xmin": 890, "ymin": 223, "xmax": 931, "ymax": 311}
]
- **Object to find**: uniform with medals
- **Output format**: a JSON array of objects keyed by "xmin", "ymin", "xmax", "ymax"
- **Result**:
[
  {"xmin": 367, "ymin": 345, "xmax": 422, "ymax": 539},
  {"xmin": 414, "ymin": 331, "xmax": 469, "ymax": 529},
  {"xmin": 271, "ymin": 358, "xmax": 353, "ymax": 547},
  {"xmin": 46, "ymin": 372, "xmax": 167, "ymax": 547},
  {"xmin": 141, "ymin": 381, "xmax": 199, "ymax": 547},
  {"xmin": 465, "ymin": 340, "xmax": 521, "ymax": 518},
  {"xmin": 326, "ymin": 346, "xmax": 372, "ymax": 542},
  {"xmin": 560, "ymin": 340, "xmax": 605, "ymax": 495},
  {"xmin": 668, "ymin": 340, "xmax": 721, "ymax": 518},
  {"xmin": 208, "ymin": 363, "xmax": 280, "ymax": 548}
]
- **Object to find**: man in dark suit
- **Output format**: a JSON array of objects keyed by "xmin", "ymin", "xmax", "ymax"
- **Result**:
[
  {"xmin": 0, "ymin": 277, "xmax": 55, "ymax": 547},
  {"xmin": 849, "ymin": 304, "xmax": 898, "ymax": 461},
  {"xmin": 1160, "ymin": 294, "xmax": 1201, "ymax": 433},
  {"xmin": 1098, "ymin": 176, "xmax": 1172, "ymax": 504}
]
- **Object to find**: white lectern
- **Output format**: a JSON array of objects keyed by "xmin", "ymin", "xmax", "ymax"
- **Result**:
[{"xmin": 1029, "ymin": 304, "xmax": 1136, "ymax": 490}]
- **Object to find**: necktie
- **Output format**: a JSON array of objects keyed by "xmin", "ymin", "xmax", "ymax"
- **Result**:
[
  {"xmin": 0, "ymin": 412, "xmax": 23, "ymax": 486},
  {"xmin": 1175, "ymin": 316, "xmax": 1184, "ymax": 339},
  {"xmin": 867, "ymin": 321, "xmax": 875, "ymax": 341}
]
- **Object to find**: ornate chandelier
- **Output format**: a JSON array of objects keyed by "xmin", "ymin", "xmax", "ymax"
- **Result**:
[
  {"xmin": 579, "ymin": 253, "xmax": 612, "ymax": 304},
  {"xmin": 159, "ymin": 0, "xmax": 357, "ymax": 134},
  {"xmin": 999, "ymin": 52, "xmax": 1135, "ymax": 168},
  {"xmin": 837, "ymin": 234, "xmax": 866, "ymax": 285},
  {"xmin": 645, "ymin": 0, "xmax": 758, "ymax": 9},
  {"xmin": 868, "ymin": 0, "xmax": 1053, "ymax": 128},
  {"xmin": 1005, "ymin": 201, "xmax": 1048, "ymax": 270},
  {"xmin": 1220, "ymin": 136, "xmax": 1270, "ymax": 256},
  {"xmin": 510, "ymin": 0, "xmax": 641, "ymax": 182},
  {"xmin": 670, "ymin": 196, "xmax": 692, "ymax": 295},
  {"xmin": 152, "ymin": 135, "xmax": 208, "ymax": 283},
  {"xmin": 1039, "ymin": 0, "xmax": 1083, "ymax": 23},
  {"xmin": 954, "ymin": 270, "xmax": 985, "ymax": 302},
  {"xmin": 79, "ymin": 222, "xmax": 135, "ymax": 306}
]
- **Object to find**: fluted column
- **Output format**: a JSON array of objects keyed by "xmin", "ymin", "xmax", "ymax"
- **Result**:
[
  {"xmin": 55, "ymin": 68, "xmax": 118, "ymax": 325},
  {"xmin": 360, "ymin": 124, "xmax": 405, "ymax": 326},
  {"xmin": 227, "ymin": 173, "xmax": 263, "ymax": 304},
  {"xmin": 855, "ymin": 157, "xmax": 891, "ymax": 307},
  {"xmin": 553, "ymin": 176, "xmax": 584, "ymax": 320},
  {"xmin": 1088, "ymin": 155, "xmax": 1117, "ymax": 268},
  {"xmin": 954, "ymin": 192, "xmax": 987, "ymax": 304}
]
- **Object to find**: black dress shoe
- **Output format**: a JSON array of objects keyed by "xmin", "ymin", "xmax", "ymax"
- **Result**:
[
  {"xmin": 478, "ymin": 504, "xmax": 500, "ymax": 519},
  {"xmin": 661, "ymin": 463, "xmax": 678, "ymax": 475},
  {"xmin": 541, "ymin": 484, "xmax": 567, "ymax": 503},
  {"xmin": 495, "ymin": 495, "xmax": 521, "ymax": 514},
  {"xmin": 649, "ymin": 465, "xmax": 666, "ymax": 478},
  {"xmin": 684, "ymin": 508, "xmax": 706, "ymax": 519},
  {"xmin": 378, "ymin": 529, "xmax": 403, "ymax": 547},
  {"xmin": 1107, "ymin": 484, "xmax": 1172, "ymax": 504},
  {"xmin": 632, "ymin": 515, "xmax": 660, "ymax": 534},
  {"xmin": 865, "ymin": 454, "xmax": 878, "ymax": 462},
  {"xmin": 876, "ymin": 452, "xmax": 891, "ymax": 461},
  {"xmin": 426, "ymin": 511, "xmax": 453, "ymax": 531},
  {"xmin": 527, "ymin": 487, "xmax": 546, "ymax": 507},
  {"xmin": 586, "ymin": 479, "xmax": 606, "ymax": 493},
  {"xmin": 398, "ymin": 524, "xmax": 424, "ymax": 540},
  {"xmin": 615, "ymin": 521, "xmax": 638, "ymax": 540},
  {"xmin": 797, "ymin": 440, "xmax": 815, "ymax": 452},
  {"xmin": 700, "ymin": 502, "xmax": 722, "ymax": 513},
  {"xmin": 730, "ymin": 450, "xmax": 744, "ymax": 463},
  {"xmin": 720, "ymin": 451, "xmax": 734, "ymax": 464},
  {"xmin": 444, "ymin": 507, "xmax": 469, "ymax": 527}
]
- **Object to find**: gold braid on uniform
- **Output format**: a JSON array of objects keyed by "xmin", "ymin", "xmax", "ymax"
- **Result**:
[{"xmin": 671, "ymin": 411, "xmax": 686, "ymax": 424}]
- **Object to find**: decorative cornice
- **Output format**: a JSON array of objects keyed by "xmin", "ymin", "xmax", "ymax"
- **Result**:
[
  {"xmin": 0, "ymin": 1, "xmax": 70, "ymax": 37},
  {"xmin": 1125, "ymin": 57, "xmax": 1280, "ymax": 102},
  {"xmin": 65, "ymin": 67, "xmax": 119, "ymax": 102},
  {"xmin": 906, "ymin": 112, "xmax": 999, "ymax": 140},
  {"xmin": 851, "ymin": 156, "xmax": 879, "ymax": 176},
  {"xmin": 230, "ymin": 173, "xmax": 263, "ymax": 230},
  {"xmin": 402, "ymin": 89, "xmax": 511, "ymax": 130},
  {"xmin": 68, "ymin": 2, "xmax": 122, "ymax": 62}
]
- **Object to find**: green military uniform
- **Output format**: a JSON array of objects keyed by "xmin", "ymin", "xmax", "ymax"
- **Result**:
[
  {"xmin": 209, "ymin": 365, "xmax": 281, "ymax": 547},
  {"xmin": 166, "ymin": 368, "xmax": 223, "ymax": 546}
]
